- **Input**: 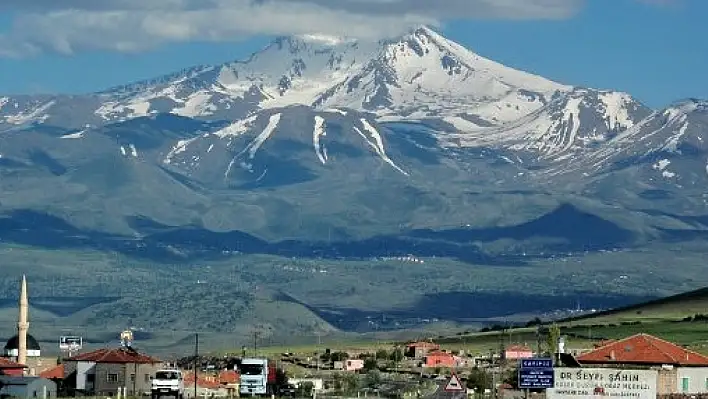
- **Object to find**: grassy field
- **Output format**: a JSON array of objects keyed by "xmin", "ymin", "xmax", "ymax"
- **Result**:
[
  {"xmin": 419, "ymin": 286, "xmax": 708, "ymax": 357},
  {"xmin": 2, "ymin": 239, "xmax": 708, "ymax": 358}
]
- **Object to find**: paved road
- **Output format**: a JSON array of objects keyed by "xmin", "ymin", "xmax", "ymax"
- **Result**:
[{"xmin": 425, "ymin": 381, "xmax": 467, "ymax": 399}]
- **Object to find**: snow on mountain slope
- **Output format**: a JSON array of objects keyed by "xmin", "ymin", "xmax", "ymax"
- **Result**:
[
  {"xmin": 0, "ymin": 25, "xmax": 574, "ymax": 131},
  {"xmin": 0, "ymin": 24, "xmax": 701, "ymax": 184},
  {"xmin": 0, "ymin": 96, "xmax": 57, "ymax": 128},
  {"xmin": 312, "ymin": 26, "xmax": 569, "ymax": 124},
  {"xmin": 160, "ymin": 107, "xmax": 408, "ymax": 187},
  {"xmin": 441, "ymin": 88, "xmax": 651, "ymax": 161},
  {"xmin": 91, "ymin": 36, "xmax": 372, "ymax": 122},
  {"xmin": 572, "ymin": 99, "xmax": 708, "ymax": 181}
]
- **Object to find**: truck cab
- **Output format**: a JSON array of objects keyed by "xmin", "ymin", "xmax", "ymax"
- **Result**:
[
  {"xmin": 151, "ymin": 369, "xmax": 184, "ymax": 399},
  {"xmin": 239, "ymin": 358, "xmax": 269, "ymax": 396}
]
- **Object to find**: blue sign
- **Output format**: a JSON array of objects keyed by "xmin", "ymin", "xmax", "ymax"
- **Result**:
[
  {"xmin": 518, "ymin": 358, "xmax": 554, "ymax": 389},
  {"xmin": 520, "ymin": 358, "xmax": 553, "ymax": 369}
]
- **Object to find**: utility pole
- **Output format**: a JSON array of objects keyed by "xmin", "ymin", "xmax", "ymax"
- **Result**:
[
  {"xmin": 194, "ymin": 333, "xmax": 199, "ymax": 399},
  {"xmin": 490, "ymin": 347, "xmax": 497, "ymax": 399},
  {"xmin": 536, "ymin": 325, "xmax": 542, "ymax": 356},
  {"xmin": 253, "ymin": 331, "xmax": 259, "ymax": 355}
]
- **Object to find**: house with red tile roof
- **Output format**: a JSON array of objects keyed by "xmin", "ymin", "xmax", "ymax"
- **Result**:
[
  {"xmin": 39, "ymin": 364, "xmax": 64, "ymax": 380},
  {"xmin": 577, "ymin": 334, "xmax": 708, "ymax": 395},
  {"xmin": 218, "ymin": 370, "xmax": 240, "ymax": 385},
  {"xmin": 62, "ymin": 347, "xmax": 163, "ymax": 397},
  {"xmin": 183, "ymin": 371, "xmax": 240, "ymax": 398},
  {"xmin": 0, "ymin": 357, "xmax": 27, "ymax": 376},
  {"xmin": 424, "ymin": 351, "xmax": 462, "ymax": 368},
  {"xmin": 405, "ymin": 341, "xmax": 441, "ymax": 359},
  {"xmin": 578, "ymin": 334, "xmax": 708, "ymax": 367},
  {"xmin": 504, "ymin": 344, "xmax": 533, "ymax": 360}
]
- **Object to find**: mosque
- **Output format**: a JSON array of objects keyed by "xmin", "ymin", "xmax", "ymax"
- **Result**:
[{"xmin": 1, "ymin": 276, "xmax": 58, "ymax": 376}]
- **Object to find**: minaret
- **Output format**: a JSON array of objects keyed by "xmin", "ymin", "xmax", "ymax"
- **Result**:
[{"xmin": 18, "ymin": 275, "xmax": 29, "ymax": 369}]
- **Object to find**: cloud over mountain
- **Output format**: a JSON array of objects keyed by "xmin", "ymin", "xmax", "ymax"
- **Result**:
[{"xmin": 0, "ymin": 0, "xmax": 582, "ymax": 57}]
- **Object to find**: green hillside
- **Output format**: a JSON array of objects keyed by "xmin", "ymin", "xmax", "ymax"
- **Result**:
[
  {"xmin": 561, "ymin": 286, "xmax": 708, "ymax": 325},
  {"xmin": 432, "ymin": 286, "xmax": 708, "ymax": 355}
]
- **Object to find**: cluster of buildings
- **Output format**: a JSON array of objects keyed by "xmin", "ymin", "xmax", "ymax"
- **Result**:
[
  {"xmin": 8, "ymin": 274, "xmax": 708, "ymax": 398},
  {"xmin": 0, "ymin": 276, "xmax": 242, "ymax": 398},
  {"xmin": 402, "ymin": 334, "xmax": 708, "ymax": 397}
]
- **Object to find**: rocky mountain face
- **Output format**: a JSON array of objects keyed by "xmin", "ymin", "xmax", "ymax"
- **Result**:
[{"xmin": 0, "ymin": 25, "xmax": 707, "ymax": 260}]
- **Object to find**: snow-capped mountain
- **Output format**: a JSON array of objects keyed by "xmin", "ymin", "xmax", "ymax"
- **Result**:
[
  {"xmin": 1, "ymin": 24, "xmax": 707, "ymax": 242},
  {"xmin": 0, "ymin": 25, "xmax": 652, "ymax": 162},
  {"xmin": 2, "ymin": 26, "xmax": 573, "ymax": 129}
]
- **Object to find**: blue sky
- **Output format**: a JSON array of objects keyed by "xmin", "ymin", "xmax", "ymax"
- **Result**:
[{"xmin": 0, "ymin": 0, "xmax": 704, "ymax": 108}]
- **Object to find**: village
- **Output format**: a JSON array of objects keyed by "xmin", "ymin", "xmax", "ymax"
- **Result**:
[{"xmin": 2, "ymin": 277, "xmax": 708, "ymax": 399}]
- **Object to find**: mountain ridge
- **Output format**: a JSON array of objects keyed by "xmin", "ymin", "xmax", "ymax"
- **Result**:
[{"xmin": 0, "ymin": 25, "xmax": 707, "ymax": 339}]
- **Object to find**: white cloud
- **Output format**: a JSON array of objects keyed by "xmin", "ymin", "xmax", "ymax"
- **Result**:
[{"xmin": 0, "ymin": 0, "xmax": 584, "ymax": 58}]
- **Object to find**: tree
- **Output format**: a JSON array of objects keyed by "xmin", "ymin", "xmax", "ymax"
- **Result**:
[
  {"xmin": 466, "ymin": 367, "xmax": 491, "ymax": 392},
  {"xmin": 503, "ymin": 367, "xmax": 519, "ymax": 389},
  {"xmin": 389, "ymin": 348, "xmax": 404, "ymax": 362},
  {"xmin": 274, "ymin": 367, "xmax": 289, "ymax": 390},
  {"xmin": 319, "ymin": 352, "xmax": 331, "ymax": 363},
  {"xmin": 296, "ymin": 381, "xmax": 314, "ymax": 398},
  {"xmin": 330, "ymin": 351, "xmax": 349, "ymax": 362},
  {"xmin": 333, "ymin": 372, "xmax": 359, "ymax": 393},
  {"xmin": 546, "ymin": 323, "xmax": 561, "ymax": 361},
  {"xmin": 363, "ymin": 358, "xmax": 378, "ymax": 371},
  {"xmin": 365, "ymin": 370, "xmax": 382, "ymax": 388},
  {"xmin": 375, "ymin": 349, "xmax": 389, "ymax": 360}
]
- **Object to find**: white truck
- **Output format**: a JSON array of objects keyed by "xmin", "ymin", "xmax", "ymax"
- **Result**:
[
  {"xmin": 239, "ymin": 358, "xmax": 270, "ymax": 396},
  {"xmin": 151, "ymin": 369, "xmax": 185, "ymax": 399}
]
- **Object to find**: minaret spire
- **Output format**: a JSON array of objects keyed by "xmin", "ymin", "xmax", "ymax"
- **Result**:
[{"xmin": 18, "ymin": 274, "xmax": 29, "ymax": 370}]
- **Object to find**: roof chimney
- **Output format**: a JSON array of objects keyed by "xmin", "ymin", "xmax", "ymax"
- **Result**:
[{"xmin": 610, "ymin": 350, "xmax": 615, "ymax": 360}]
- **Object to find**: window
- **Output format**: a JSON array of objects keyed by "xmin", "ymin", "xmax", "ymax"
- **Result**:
[
  {"xmin": 130, "ymin": 374, "xmax": 136, "ymax": 383},
  {"xmin": 107, "ymin": 373, "xmax": 119, "ymax": 383},
  {"xmin": 682, "ymin": 377, "xmax": 690, "ymax": 393},
  {"xmin": 156, "ymin": 371, "xmax": 180, "ymax": 380}
]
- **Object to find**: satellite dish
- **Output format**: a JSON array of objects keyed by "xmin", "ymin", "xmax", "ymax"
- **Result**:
[{"xmin": 120, "ymin": 330, "xmax": 134, "ymax": 347}]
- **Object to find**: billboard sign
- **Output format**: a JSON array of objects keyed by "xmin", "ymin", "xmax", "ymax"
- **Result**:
[
  {"xmin": 519, "ymin": 358, "xmax": 554, "ymax": 389},
  {"xmin": 59, "ymin": 336, "xmax": 83, "ymax": 351},
  {"xmin": 547, "ymin": 368, "xmax": 657, "ymax": 399}
]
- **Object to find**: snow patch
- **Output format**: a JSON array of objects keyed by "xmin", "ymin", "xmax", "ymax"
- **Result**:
[
  {"xmin": 61, "ymin": 130, "xmax": 85, "ymax": 139},
  {"xmin": 653, "ymin": 159, "xmax": 670, "ymax": 171},
  {"xmin": 226, "ymin": 113, "xmax": 282, "ymax": 177},
  {"xmin": 247, "ymin": 113, "xmax": 281, "ymax": 159},
  {"xmin": 213, "ymin": 115, "xmax": 258, "ymax": 138},
  {"xmin": 5, "ymin": 100, "xmax": 55, "ymax": 125},
  {"xmin": 96, "ymin": 100, "xmax": 153, "ymax": 120},
  {"xmin": 355, "ymin": 119, "xmax": 408, "ymax": 176},
  {"xmin": 598, "ymin": 92, "xmax": 636, "ymax": 130},
  {"xmin": 313, "ymin": 115, "xmax": 328, "ymax": 164},
  {"xmin": 173, "ymin": 91, "xmax": 217, "ymax": 117},
  {"xmin": 164, "ymin": 138, "xmax": 198, "ymax": 164},
  {"xmin": 325, "ymin": 108, "xmax": 347, "ymax": 116}
]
